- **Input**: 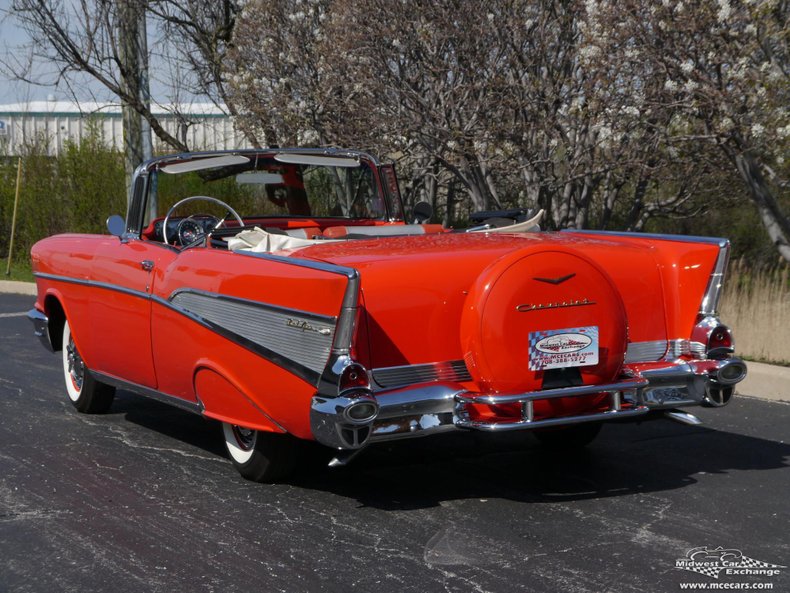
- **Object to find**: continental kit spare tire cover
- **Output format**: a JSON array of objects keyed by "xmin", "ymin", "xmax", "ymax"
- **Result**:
[{"xmin": 460, "ymin": 248, "xmax": 627, "ymax": 393}]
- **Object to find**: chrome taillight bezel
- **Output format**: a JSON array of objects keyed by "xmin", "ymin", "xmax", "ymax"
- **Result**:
[{"xmin": 690, "ymin": 315, "xmax": 734, "ymax": 360}]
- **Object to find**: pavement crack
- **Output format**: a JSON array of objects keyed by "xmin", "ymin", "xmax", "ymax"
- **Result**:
[
  {"xmin": 0, "ymin": 508, "xmax": 71, "ymax": 522},
  {"xmin": 96, "ymin": 424, "xmax": 226, "ymax": 463}
]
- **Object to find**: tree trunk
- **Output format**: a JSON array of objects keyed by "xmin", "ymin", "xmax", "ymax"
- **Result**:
[
  {"xmin": 726, "ymin": 144, "xmax": 790, "ymax": 263},
  {"xmin": 118, "ymin": 0, "xmax": 144, "ymax": 206}
]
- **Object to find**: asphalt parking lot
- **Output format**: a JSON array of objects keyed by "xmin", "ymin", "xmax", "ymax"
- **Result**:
[{"xmin": 0, "ymin": 292, "xmax": 788, "ymax": 593}]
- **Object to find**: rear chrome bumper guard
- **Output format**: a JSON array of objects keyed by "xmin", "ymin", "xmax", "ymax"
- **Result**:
[
  {"xmin": 311, "ymin": 356, "xmax": 747, "ymax": 450},
  {"xmin": 27, "ymin": 308, "xmax": 54, "ymax": 352},
  {"xmin": 455, "ymin": 380, "xmax": 650, "ymax": 432}
]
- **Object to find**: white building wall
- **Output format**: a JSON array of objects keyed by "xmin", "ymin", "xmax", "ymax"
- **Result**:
[{"xmin": 0, "ymin": 101, "xmax": 253, "ymax": 156}]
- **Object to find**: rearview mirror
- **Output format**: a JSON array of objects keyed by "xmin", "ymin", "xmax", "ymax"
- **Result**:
[
  {"xmin": 412, "ymin": 201, "xmax": 433, "ymax": 224},
  {"xmin": 106, "ymin": 215, "xmax": 126, "ymax": 238}
]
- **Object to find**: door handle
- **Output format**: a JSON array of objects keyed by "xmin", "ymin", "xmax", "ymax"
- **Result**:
[{"xmin": 141, "ymin": 260, "xmax": 154, "ymax": 272}]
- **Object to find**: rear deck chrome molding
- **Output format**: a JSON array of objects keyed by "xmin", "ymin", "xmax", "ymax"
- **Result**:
[
  {"xmin": 372, "ymin": 360, "xmax": 471, "ymax": 389},
  {"xmin": 562, "ymin": 229, "xmax": 729, "ymax": 247}
]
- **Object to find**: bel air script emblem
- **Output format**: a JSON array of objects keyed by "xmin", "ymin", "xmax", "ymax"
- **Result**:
[
  {"xmin": 286, "ymin": 318, "xmax": 332, "ymax": 336},
  {"xmin": 516, "ymin": 298, "xmax": 596, "ymax": 312}
]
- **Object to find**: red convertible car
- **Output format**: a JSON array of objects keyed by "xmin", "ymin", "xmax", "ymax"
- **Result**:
[{"xmin": 28, "ymin": 148, "xmax": 747, "ymax": 481}]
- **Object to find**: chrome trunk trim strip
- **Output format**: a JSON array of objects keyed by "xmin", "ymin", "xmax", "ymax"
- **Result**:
[
  {"xmin": 372, "ymin": 360, "xmax": 471, "ymax": 389},
  {"xmin": 624, "ymin": 339, "xmax": 701, "ymax": 362},
  {"xmin": 624, "ymin": 340, "xmax": 667, "ymax": 362}
]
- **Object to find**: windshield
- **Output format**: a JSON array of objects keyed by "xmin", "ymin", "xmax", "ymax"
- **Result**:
[{"xmin": 144, "ymin": 153, "xmax": 388, "ymax": 224}]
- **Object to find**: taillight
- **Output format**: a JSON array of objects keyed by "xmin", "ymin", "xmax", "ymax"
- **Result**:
[
  {"xmin": 708, "ymin": 325, "xmax": 733, "ymax": 352},
  {"xmin": 691, "ymin": 316, "xmax": 734, "ymax": 359},
  {"xmin": 339, "ymin": 363, "xmax": 370, "ymax": 392}
]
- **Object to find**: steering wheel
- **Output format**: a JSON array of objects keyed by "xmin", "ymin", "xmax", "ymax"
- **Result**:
[{"xmin": 162, "ymin": 196, "xmax": 244, "ymax": 246}]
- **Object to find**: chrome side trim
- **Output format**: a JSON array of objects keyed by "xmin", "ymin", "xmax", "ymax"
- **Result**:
[
  {"xmin": 27, "ymin": 308, "xmax": 54, "ymax": 352},
  {"xmin": 33, "ymin": 271, "xmax": 345, "ymax": 387},
  {"xmin": 235, "ymin": 250, "xmax": 362, "ymax": 394},
  {"xmin": 34, "ymin": 272, "xmax": 150, "ymax": 300},
  {"xmin": 372, "ymin": 360, "xmax": 471, "ymax": 389},
  {"xmin": 90, "ymin": 370, "xmax": 204, "ymax": 414},
  {"xmin": 169, "ymin": 288, "xmax": 336, "ymax": 325},
  {"xmin": 151, "ymin": 294, "xmax": 322, "ymax": 386},
  {"xmin": 169, "ymin": 289, "xmax": 335, "ymax": 376}
]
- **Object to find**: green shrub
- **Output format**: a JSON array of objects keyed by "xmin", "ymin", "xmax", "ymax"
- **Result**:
[{"xmin": 0, "ymin": 120, "xmax": 126, "ymax": 268}]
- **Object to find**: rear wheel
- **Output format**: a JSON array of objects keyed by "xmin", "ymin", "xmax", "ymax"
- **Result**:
[
  {"xmin": 533, "ymin": 422, "xmax": 602, "ymax": 450},
  {"xmin": 62, "ymin": 320, "xmax": 115, "ymax": 413},
  {"xmin": 222, "ymin": 423, "xmax": 299, "ymax": 482}
]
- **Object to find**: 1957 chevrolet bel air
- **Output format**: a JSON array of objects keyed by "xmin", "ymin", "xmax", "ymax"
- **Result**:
[{"xmin": 28, "ymin": 148, "xmax": 747, "ymax": 482}]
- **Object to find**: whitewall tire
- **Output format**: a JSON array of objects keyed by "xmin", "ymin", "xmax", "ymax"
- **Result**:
[
  {"xmin": 61, "ymin": 320, "xmax": 115, "ymax": 413},
  {"xmin": 221, "ymin": 422, "xmax": 299, "ymax": 482}
]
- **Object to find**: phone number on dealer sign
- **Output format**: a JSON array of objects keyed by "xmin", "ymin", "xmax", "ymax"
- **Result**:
[{"xmin": 528, "ymin": 326, "xmax": 599, "ymax": 371}]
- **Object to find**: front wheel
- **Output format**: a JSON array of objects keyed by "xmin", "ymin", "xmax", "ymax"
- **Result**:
[
  {"xmin": 62, "ymin": 320, "xmax": 115, "ymax": 413},
  {"xmin": 222, "ymin": 423, "xmax": 299, "ymax": 482},
  {"xmin": 533, "ymin": 422, "xmax": 602, "ymax": 450}
]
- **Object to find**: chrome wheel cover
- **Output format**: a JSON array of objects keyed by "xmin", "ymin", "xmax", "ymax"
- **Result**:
[
  {"xmin": 66, "ymin": 335, "xmax": 84, "ymax": 391},
  {"xmin": 232, "ymin": 425, "xmax": 256, "ymax": 451}
]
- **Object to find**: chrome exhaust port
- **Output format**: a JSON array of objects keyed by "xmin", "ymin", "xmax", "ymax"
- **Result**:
[
  {"xmin": 714, "ymin": 360, "xmax": 747, "ymax": 385},
  {"xmin": 310, "ymin": 393, "xmax": 380, "ymax": 450},
  {"xmin": 703, "ymin": 383, "xmax": 735, "ymax": 407}
]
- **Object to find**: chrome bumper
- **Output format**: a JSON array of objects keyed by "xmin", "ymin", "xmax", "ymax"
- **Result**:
[
  {"xmin": 310, "ymin": 357, "xmax": 747, "ymax": 450},
  {"xmin": 27, "ymin": 308, "xmax": 54, "ymax": 352}
]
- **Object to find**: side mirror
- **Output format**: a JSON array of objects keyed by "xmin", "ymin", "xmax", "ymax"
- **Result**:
[
  {"xmin": 411, "ymin": 201, "xmax": 433, "ymax": 224},
  {"xmin": 106, "ymin": 215, "xmax": 126, "ymax": 238}
]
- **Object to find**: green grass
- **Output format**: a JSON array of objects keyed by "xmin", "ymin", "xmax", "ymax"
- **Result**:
[{"xmin": 2, "ymin": 260, "xmax": 34, "ymax": 282}]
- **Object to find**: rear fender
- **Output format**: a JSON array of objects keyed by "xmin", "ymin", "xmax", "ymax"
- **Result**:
[{"xmin": 193, "ymin": 364, "xmax": 285, "ymax": 433}]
